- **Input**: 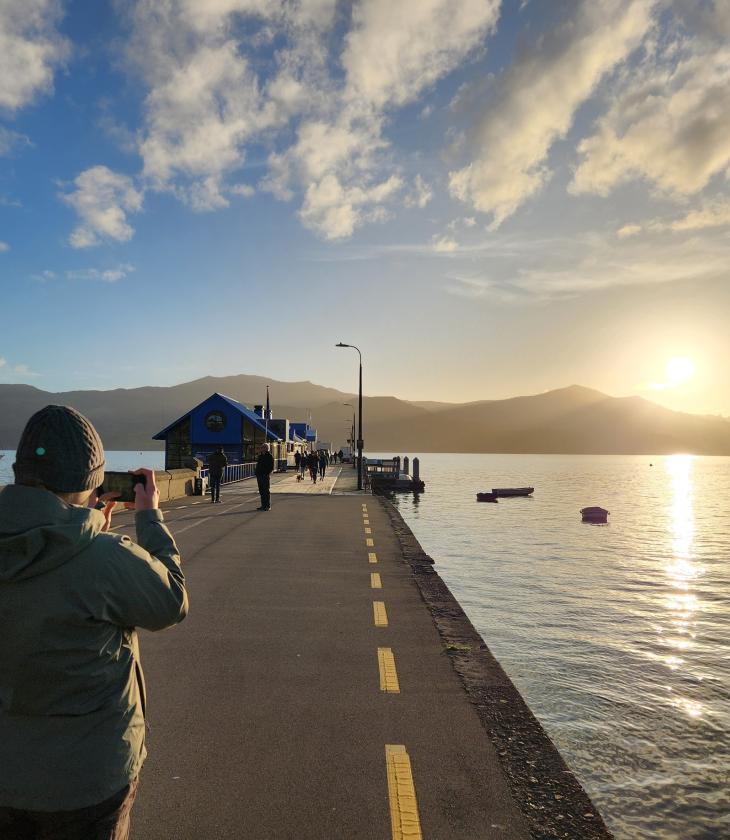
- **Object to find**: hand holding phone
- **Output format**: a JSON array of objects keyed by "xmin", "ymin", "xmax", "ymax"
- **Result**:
[
  {"xmin": 128, "ymin": 468, "xmax": 159, "ymax": 511},
  {"xmin": 98, "ymin": 472, "xmax": 147, "ymax": 503}
]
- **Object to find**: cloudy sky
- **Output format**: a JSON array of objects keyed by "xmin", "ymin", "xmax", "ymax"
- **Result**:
[{"xmin": 1, "ymin": 0, "xmax": 728, "ymax": 415}]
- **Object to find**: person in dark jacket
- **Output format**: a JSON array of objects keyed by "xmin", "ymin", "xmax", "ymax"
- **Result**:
[
  {"xmin": 207, "ymin": 446, "xmax": 228, "ymax": 503},
  {"xmin": 318, "ymin": 450, "xmax": 327, "ymax": 480},
  {"xmin": 307, "ymin": 451, "xmax": 318, "ymax": 483},
  {"xmin": 255, "ymin": 443, "xmax": 275, "ymax": 511},
  {"xmin": 294, "ymin": 450, "xmax": 301, "ymax": 473},
  {"xmin": 0, "ymin": 405, "xmax": 188, "ymax": 840}
]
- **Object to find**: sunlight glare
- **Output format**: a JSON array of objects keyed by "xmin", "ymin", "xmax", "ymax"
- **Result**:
[{"xmin": 665, "ymin": 356, "xmax": 696, "ymax": 386}]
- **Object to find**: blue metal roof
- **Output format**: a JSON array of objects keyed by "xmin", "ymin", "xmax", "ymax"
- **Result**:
[{"xmin": 152, "ymin": 392, "xmax": 280, "ymax": 441}]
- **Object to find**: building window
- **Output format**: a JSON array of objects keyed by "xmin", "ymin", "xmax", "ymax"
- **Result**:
[
  {"xmin": 205, "ymin": 410, "xmax": 227, "ymax": 432},
  {"xmin": 242, "ymin": 418, "xmax": 256, "ymax": 462},
  {"xmin": 166, "ymin": 418, "xmax": 191, "ymax": 469}
]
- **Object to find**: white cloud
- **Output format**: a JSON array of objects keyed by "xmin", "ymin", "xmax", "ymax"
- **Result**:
[
  {"xmin": 101, "ymin": 0, "xmax": 499, "ymax": 240},
  {"xmin": 342, "ymin": 0, "xmax": 500, "ymax": 110},
  {"xmin": 0, "ymin": 241, "xmax": 9, "ymax": 252},
  {"xmin": 62, "ymin": 166, "xmax": 143, "ymax": 248},
  {"xmin": 404, "ymin": 175, "xmax": 433, "ymax": 209},
  {"xmin": 0, "ymin": 126, "xmax": 30, "ymax": 155},
  {"xmin": 615, "ymin": 199, "xmax": 730, "ymax": 238},
  {"xmin": 0, "ymin": 0, "xmax": 69, "ymax": 110},
  {"xmin": 65, "ymin": 264, "xmax": 134, "ymax": 283},
  {"xmin": 444, "ymin": 230, "xmax": 730, "ymax": 302},
  {"xmin": 667, "ymin": 200, "xmax": 730, "ymax": 232},
  {"xmin": 571, "ymin": 39, "xmax": 730, "ymax": 198},
  {"xmin": 617, "ymin": 224, "xmax": 641, "ymax": 238},
  {"xmin": 12, "ymin": 363, "xmax": 39, "ymax": 377},
  {"xmin": 266, "ymin": 0, "xmax": 500, "ymax": 238},
  {"xmin": 449, "ymin": 0, "xmax": 656, "ymax": 227},
  {"xmin": 433, "ymin": 235, "xmax": 458, "ymax": 253},
  {"xmin": 125, "ymin": 0, "xmax": 338, "ymax": 211},
  {"xmin": 298, "ymin": 172, "xmax": 403, "ymax": 240},
  {"xmin": 230, "ymin": 183, "xmax": 255, "ymax": 198},
  {"xmin": 0, "ymin": 357, "xmax": 39, "ymax": 378}
]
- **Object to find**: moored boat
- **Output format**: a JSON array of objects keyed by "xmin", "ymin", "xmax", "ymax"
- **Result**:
[
  {"xmin": 491, "ymin": 487, "xmax": 534, "ymax": 497},
  {"xmin": 476, "ymin": 492, "xmax": 498, "ymax": 502},
  {"xmin": 581, "ymin": 506, "xmax": 609, "ymax": 523}
]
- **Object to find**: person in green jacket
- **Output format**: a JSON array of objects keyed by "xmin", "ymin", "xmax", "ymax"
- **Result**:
[{"xmin": 0, "ymin": 405, "xmax": 188, "ymax": 839}]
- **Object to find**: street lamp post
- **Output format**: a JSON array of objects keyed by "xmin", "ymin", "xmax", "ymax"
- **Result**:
[
  {"xmin": 336, "ymin": 343, "xmax": 363, "ymax": 490},
  {"xmin": 343, "ymin": 403, "xmax": 355, "ymax": 472}
]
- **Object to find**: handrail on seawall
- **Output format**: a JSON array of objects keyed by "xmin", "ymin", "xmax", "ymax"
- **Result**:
[
  {"xmin": 200, "ymin": 462, "xmax": 257, "ymax": 484},
  {"xmin": 199, "ymin": 459, "xmax": 288, "ymax": 486}
]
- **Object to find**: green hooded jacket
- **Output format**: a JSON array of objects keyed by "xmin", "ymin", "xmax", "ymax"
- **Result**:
[{"xmin": 0, "ymin": 484, "xmax": 188, "ymax": 811}]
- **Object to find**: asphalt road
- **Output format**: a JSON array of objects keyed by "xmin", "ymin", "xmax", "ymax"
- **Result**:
[{"xmin": 111, "ymin": 480, "xmax": 530, "ymax": 839}]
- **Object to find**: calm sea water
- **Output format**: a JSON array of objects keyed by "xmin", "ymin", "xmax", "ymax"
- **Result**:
[
  {"xmin": 2, "ymin": 450, "xmax": 727, "ymax": 838},
  {"xmin": 382, "ymin": 453, "xmax": 729, "ymax": 840}
]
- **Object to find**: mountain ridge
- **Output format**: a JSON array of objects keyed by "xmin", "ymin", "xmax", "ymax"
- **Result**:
[{"xmin": 1, "ymin": 376, "xmax": 728, "ymax": 454}]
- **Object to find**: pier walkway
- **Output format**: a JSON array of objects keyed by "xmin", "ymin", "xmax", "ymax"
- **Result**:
[{"xmin": 108, "ymin": 468, "xmax": 531, "ymax": 839}]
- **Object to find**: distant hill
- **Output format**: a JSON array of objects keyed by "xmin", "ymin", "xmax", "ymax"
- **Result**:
[{"xmin": 1, "ymin": 379, "xmax": 729, "ymax": 455}]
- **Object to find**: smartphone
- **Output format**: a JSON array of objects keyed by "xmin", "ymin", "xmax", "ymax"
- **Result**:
[{"xmin": 98, "ymin": 472, "xmax": 147, "ymax": 503}]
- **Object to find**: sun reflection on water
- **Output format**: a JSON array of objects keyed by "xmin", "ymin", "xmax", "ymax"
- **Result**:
[
  {"xmin": 662, "ymin": 455, "xmax": 704, "ymax": 718},
  {"xmin": 666, "ymin": 455, "xmax": 695, "ymax": 564}
]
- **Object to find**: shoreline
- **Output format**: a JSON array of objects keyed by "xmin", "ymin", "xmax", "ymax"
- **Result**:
[{"xmin": 379, "ymin": 495, "xmax": 615, "ymax": 840}]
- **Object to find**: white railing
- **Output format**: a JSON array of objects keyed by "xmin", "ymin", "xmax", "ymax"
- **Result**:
[
  {"xmin": 200, "ymin": 462, "xmax": 257, "ymax": 484},
  {"xmin": 199, "ymin": 459, "xmax": 289, "ymax": 485}
]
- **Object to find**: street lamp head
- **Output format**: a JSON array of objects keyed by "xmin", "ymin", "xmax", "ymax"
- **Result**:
[{"xmin": 335, "ymin": 342, "xmax": 349, "ymax": 348}]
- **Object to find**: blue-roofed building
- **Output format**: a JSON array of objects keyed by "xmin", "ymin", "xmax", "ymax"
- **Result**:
[
  {"xmin": 289, "ymin": 421, "xmax": 317, "ymax": 446},
  {"xmin": 153, "ymin": 392, "xmax": 283, "ymax": 470}
]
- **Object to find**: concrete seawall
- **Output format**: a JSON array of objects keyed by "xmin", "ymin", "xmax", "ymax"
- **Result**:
[
  {"xmin": 0, "ymin": 469, "xmax": 197, "ymax": 500},
  {"xmin": 154, "ymin": 468, "xmax": 197, "ymax": 502}
]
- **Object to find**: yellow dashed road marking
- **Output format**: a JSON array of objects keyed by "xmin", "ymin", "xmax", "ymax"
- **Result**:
[
  {"xmin": 365, "ymin": 527, "xmax": 372, "ymax": 534},
  {"xmin": 368, "ymin": 552, "xmax": 378, "ymax": 564},
  {"xmin": 366, "ymin": 538, "xmax": 374, "ymax": 547},
  {"xmin": 385, "ymin": 745, "xmax": 422, "ymax": 840},
  {"xmin": 373, "ymin": 601, "xmax": 388, "ymax": 627},
  {"xmin": 370, "ymin": 572, "xmax": 382, "ymax": 588},
  {"xmin": 378, "ymin": 648, "xmax": 400, "ymax": 693}
]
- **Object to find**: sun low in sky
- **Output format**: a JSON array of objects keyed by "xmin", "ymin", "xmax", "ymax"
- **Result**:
[
  {"xmin": 665, "ymin": 357, "xmax": 696, "ymax": 388},
  {"xmin": 1, "ymin": 1, "xmax": 729, "ymax": 416},
  {"xmin": 647, "ymin": 357, "xmax": 702, "ymax": 411}
]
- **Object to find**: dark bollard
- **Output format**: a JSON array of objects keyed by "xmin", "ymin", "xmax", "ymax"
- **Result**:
[
  {"xmin": 412, "ymin": 457, "xmax": 420, "ymax": 483},
  {"xmin": 403, "ymin": 456, "xmax": 409, "ymax": 476}
]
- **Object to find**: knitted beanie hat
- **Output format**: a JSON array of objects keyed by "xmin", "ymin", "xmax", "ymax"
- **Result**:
[{"xmin": 13, "ymin": 405, "xmax": 105, "ymax": 493}]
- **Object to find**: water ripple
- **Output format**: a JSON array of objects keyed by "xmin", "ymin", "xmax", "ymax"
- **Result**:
[{"xmin": 388, "ymin": 452, "xmax": 730, "ymax": 840}]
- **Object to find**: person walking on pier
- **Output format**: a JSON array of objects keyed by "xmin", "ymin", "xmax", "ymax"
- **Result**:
[
  {"xmin": 0, "ymin": 405, "xmax": 188, "ymax": 840},
  {"xmin": 294, "ymin": 450, "xmax": 301, "ymax": 474},
  {"xmin": 318, "ymin": 450, "xmax": 327, "ymax": 480},
  {"xmin": 208, "ymin": 446, "xmax": 227, "ymax": 504},
  {"xmin": 255, "ymin": 443, "xmax": 275, "ymax": 511},
  {"xmin": 307, "ymin": 451, "xmax": 318, "ymax": 483}
]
